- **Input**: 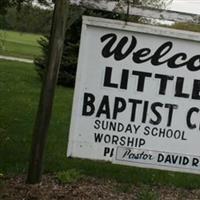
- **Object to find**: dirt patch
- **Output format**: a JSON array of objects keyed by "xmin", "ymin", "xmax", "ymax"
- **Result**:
[{"xmin": 0, "ymin": 175, "xmax": 200, "ymax": 200}]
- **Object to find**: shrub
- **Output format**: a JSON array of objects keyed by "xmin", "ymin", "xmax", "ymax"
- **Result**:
[{"xmin": 57, "ymin": 169, "xmax": 83, "ymax": 184}]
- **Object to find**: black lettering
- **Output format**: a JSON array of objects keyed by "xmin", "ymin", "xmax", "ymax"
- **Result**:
[
  {"xmin": 82, "ymin": 93, "xmax": 95, "ymax": 116},
  {"xmin": 104, "ymin": 147, "xmax": 110, "ymax": 156},
  {"xmin": 112, "ymin": 135, "xmax": 119, "ymax": 145},
  {"xmin": 117, "ymin": 123, "xmax": 124, "ymax": 132},
  {"xmin": 109, "ymin": 121, "xmax": 117, "ymax": 131},
  {"xmin": 157, "ymin": 154, "xmax": 164, "ymax": 162},
  {"xmin": 94, "ymin": 133, "xmax": 103, "ymax": 143},
  {"xmin": 101, "ymin": 33, "xmax": 200, "ymax": 72},
  {"xmin": 142, "ymin": 101, "xmax": 149, "ymax": 123},
  {"xmin": 192, "ymin": 158, "xmax": 199, "ymax": 167},
  {"xmin": 155, "ymin": 74, "xmax": 174, "ymax": 95},
  {"xmin": 150, "ymin": 102, "xmax": 163, "ymax": 125},
  {"xmin": 120, "ymin": 69, "xmax": 129, "ymax": 89},
  {"xmin": 113, "ymin": 97, "xmax": 126, "ymax": 119},
  {"xmin": 165, "ymin": 104, "xmax": 178, "ymax": 127},
  {"xmin": 192, "ymin": 79, "xmax": 200, "ymax": 100},
  {"xmin": 182, "ymin": 157, "xmax": 189, "ymax": 165},
  {"xmin": 132, "ymin": 48, "xmax": 151, "ymax": 63},
  {"xmin": 119, "ymin": 136, "xmax": 126, "ymax": 146},
  {"xmin": 168, "ymin": 53, "xmax": 187, "ymax": 68},
  {"xmin": 187, "ymin": 55, "xmax": 200, "ymax": 71},
  {"xmin": 101, "ymin": 33, "xmax": 137, "ymax": 60},
  {"xmin": 96, "ymin": 96, "xmax": 111, "ymax": 118},
  {"xmin": 186, "ymin": 107, "xmax": 199, "ymax": 129},
  {"xmin": 175, "ymin": 77, "xmax": 190, "ymax": 98},
  {"xmin": 125, "ymin": 124, "xmax": 132, "ymax": 133},
  {"xmin": 139, "ymin": 139, "xmax": 145, "ymax": 147},
  {"xmin": 103, "ymin": 67, "xmax": 118, "ymax": 88},
  {"xmin": 104, "ymin": 135, "xmax": 111, "ymax": 143},
  {"xmin": 128, "ymin": 99, "xmax": 142, "ymax": 122},
  {"xmin": 102, "ymin": 120, "xmax": 108, "ymax": 130},
  {"xmin": 143, "ymin": 126, "xmax": 150, "ymax": 135},
  {"xmin": 152, "ymin": 127, "xmax": 158, "ymax": 136},
  {"xmin": 94, "ymin": 120, "xmax": 101, "ymax": 129},
  {"xmin": 151, "ymin": 41, "xmax": 173, "ymax": 65},
  {"xmin": 132, "ymin": 71, "xmax": 152, "ymax": 92}
]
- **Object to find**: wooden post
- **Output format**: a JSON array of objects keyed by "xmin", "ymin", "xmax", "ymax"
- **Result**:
[{"xmin": 27, "ymin": 0, "xmax": 67, "ymax": 184}]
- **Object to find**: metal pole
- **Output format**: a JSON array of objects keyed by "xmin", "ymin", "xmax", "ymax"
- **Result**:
[{"xmin": 27, "ymin": 0, "xmax": 67, "ymax": 184}]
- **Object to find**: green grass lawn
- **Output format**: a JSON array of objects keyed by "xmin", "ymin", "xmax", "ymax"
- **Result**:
[
  {"xmin": 0, "ymin": 30, "xmax": 42, "ymax": 59},
  {"xmin": 1, "ymin": 60, "xmax": 200, "ymax": 189}
]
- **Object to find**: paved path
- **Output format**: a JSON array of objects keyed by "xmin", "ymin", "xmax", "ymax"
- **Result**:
[{"xmin": 0, "ymin": 55, "xmax": 34, "ymax": 63}]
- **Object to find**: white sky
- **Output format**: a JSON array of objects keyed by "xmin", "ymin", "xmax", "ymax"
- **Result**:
[{"xmin": 169, "ymin": 0, "xmax": 200, "ymax": 14}]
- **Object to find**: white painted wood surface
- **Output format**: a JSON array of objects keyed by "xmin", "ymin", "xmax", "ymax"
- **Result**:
[
  {"xmin": 67, "ymin": 16, "xmax": 200, "ymax": 174},
  {"xmin": 70, "ymin": 0, "xmax": 200, "ymax": 24}
]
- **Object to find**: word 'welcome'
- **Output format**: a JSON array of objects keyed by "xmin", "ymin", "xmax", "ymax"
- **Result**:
[{"xmin": 101, "ymin": 33, "xmax": 200, "ymax": 71}]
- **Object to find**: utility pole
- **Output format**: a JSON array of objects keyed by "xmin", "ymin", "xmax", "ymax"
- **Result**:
[{"xmin": 27, "ymin": 0, "xmax": 67, "ymax": 184}]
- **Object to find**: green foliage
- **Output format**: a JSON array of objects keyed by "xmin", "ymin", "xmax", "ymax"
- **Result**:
[
  {"xmin": 0, "ymin": 15, "xmax": 7, "ymax": 29},
  {"xmin": 115, "ymin": 183, "xmax": 132, "ymax": 193},
  {"xmin": 0, "ymin": 0, "xmax": 11, "ymax": 15},
  {"xmin": 137, "ymin": 187, "xmax": 158, "ymax": 200},
  {"xmin": 0, "ymin": 0, "xmax": 51, "ymax": 15},
  {"xmin": 57, "ymin": 169, "xmax": 83, "ymax": 184},
  {"xmin": 0, "ymin": 30, "xmax": 7, "ymax": 51},
  {"xmin": 0, "ymin": 174, "xmax": 4, "ymax": 188},
  {"xmin": 2, "ymin": 6, "xmax": 52, "ymax": 34}
]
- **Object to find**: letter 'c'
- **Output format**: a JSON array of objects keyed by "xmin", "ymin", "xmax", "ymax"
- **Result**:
[{"xmin": 186, "ymin": 107, "xmax": 199, "ymax": 129}]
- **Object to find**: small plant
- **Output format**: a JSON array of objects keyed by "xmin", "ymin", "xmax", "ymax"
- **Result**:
[
  {"xmin": 0, "ymin": 128, "xmax": 9, "ymax": 146},
  {"xmin": 137, "ymin": 187, "xmax": 158, "ymax": 200},
  {"xmin": 57, "ymin": 169, "xmax": 83, "ymax": 184},
  {"xmin": 115, "ymin": 183, "xmax": 132, "ymax": 193}
]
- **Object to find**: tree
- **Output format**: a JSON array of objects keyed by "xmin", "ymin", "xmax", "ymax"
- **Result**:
[
  {"xmin": 4, "ymin": 6, "xmax": 52, "ymax": 34},
  {"xmin": 0, "ymin": 0, "xmax": 52, "ymax": 15},
  {"xmin": 35, "ymin": 0, "xmax": 172, "ymax": 87},
  {"xmin": 0, "ymin": 0, "xmax": 11, "ymax": 15}
]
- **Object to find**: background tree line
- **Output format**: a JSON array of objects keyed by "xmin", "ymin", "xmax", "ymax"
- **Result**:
[{"xmin": 0, "ymin": 4, "xmax": 52, "ymax": 34}]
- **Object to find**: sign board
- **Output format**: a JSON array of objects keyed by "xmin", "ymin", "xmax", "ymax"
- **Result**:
[{"xmin": 67, "ymin": 16, "xmax": 200, "ymax": 174}]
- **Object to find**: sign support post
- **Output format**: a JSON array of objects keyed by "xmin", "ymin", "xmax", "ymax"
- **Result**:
[{"xmin": 27, "ymin": 0, "xmax": 67, "ymax": 184}]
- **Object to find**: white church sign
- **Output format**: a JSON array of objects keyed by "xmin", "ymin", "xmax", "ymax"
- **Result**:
[{"xmin": 67, "ymin": 16, "xmax": 200, "ymax": 174}]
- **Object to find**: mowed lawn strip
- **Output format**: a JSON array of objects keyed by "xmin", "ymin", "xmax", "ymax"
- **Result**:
[
  {"xmin": 1, "ymin": 60, "xmax": 200, "ymax": 188},
  {"xmin": 0, "ymin": 30, "xmax": 42, "ymax": 59}
]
